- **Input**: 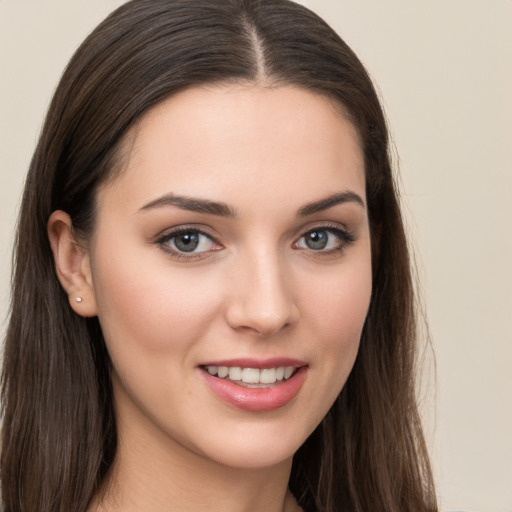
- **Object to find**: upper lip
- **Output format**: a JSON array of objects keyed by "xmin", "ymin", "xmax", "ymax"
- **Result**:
[{"xmin": 198, "ymin": 357, "xmax": 307, "ymax": 369}]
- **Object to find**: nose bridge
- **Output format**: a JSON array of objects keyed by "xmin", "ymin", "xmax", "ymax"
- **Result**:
[{"xmin": 225, "ymin": 243, "xmax": 298, "ymax": 336}]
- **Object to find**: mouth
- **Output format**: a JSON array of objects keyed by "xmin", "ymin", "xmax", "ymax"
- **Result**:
[
  {"xmin": 200, "ymin": 365, "xmax": 297, "ymax": 388},
  {"xmin": 199, "ymin": 359, "xmax": 308, "ymax": 412}
]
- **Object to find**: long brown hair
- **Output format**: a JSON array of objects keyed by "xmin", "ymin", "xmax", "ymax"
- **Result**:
[{"xmin": 1, "ymin": 1, "xmax": 437, "ymax": 511}]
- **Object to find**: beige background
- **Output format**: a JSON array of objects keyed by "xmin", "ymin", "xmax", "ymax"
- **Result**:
[{"xmin": 1, "ymin": 1, "xmax": 511, "ymax": 510}]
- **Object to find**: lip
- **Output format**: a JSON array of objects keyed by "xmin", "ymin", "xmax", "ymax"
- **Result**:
[
  {"xmin": 199, "ymin": 358, "xmax": 308, "ymax": 412},
  {"xmin": 199, "ymin": 357, "xmax": 307, "ymax": 369}
]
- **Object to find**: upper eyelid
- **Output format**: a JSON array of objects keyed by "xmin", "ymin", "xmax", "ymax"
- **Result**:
[
  {"xmin": 155, "ymin": 225, "xmax": 219, "ymax": 243},
  {"xmin": 297, "ymin": 217, "xmax": 350, "ymax": 230},
  {"xmin": 297, "ymin": 223, "xmax": 351, "ymax": 237},
  {"xmin": 155, "ymin": 222, "xmax": 346, "ymax": 237},
  {"xmin": 155, "ymin": 227, "xmax": 221, "ymax": 260},
  {"xmin": 296, "ymin": 226, "xmax": 354, "ymax": 243},
  {"xmin": 154, "ymin": 222, "xmax": 354, "ymax": 248}
]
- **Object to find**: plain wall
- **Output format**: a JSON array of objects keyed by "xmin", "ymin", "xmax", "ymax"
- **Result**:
[{"xmin": 1, "ymin": 1, "xmax": 511, "ymax": 511}]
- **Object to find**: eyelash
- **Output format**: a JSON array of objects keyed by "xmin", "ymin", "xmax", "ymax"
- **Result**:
[
  {"xmin": 155, "ymin": 224, "xmax": 356, "ymax": 261},
  {"xmin": 293, "ymin": 224, "xmax": 356, "ymax": 256},
  {"xmin": 155, "ymin": 227, "xmax": 221, "ymax": 261}
]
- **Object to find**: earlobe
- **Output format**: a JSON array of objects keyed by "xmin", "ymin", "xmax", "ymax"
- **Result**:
[{"xmin": 47, "ymin": 210, "xmax": 98, "ymax": 317}]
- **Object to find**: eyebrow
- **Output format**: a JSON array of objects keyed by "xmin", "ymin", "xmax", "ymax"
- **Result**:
[
  {"xmin": 139, "ymin": 193, "xmax": 236, "ymax": 217},
  {"xmin": 297, "ymin": 191, "xmax": 365, "ymax": 216},
  {"xmin": 139, "ymin": 190, "xmax": 365, "ymax": 217}
]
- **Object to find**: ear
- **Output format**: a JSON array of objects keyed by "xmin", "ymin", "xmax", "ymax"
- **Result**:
[{"xmin": 47, "ymin": 210, "xmax": 98, "ymax": 317}]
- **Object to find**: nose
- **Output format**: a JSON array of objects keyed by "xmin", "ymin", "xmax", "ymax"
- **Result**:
[{"xmin": 224, "ymin": 249, "xmax": 299, "ymax": 337}]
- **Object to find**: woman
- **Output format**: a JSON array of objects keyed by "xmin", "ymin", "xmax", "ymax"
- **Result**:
[{"xmin": 1, "ymin": 0, "xmax": 437, "ymax": 511}]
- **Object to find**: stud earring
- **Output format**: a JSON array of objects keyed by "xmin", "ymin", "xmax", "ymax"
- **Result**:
[{"xmin": 74, "ymin": 297, "xmax": 83, "ymax": 303}]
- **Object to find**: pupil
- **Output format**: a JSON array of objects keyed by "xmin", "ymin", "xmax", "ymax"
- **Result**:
[
  {"xmin": 306, "ymin": 230, "xmax": 328, "ymax": 250},
  {"xmin": 175, "ymin": 232, "xmax": 199, "ymax": 252}
]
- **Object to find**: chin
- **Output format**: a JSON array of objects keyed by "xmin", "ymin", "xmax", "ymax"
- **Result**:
[
  {"xmin": 202, "ymin": 442, "xmax": 297, "ymax": 470},
  {"xmin": 183, "ymin": 418, "xmax": 315, "ymax": 470}
]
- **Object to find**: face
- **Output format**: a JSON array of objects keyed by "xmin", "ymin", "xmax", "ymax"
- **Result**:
[{"xmin": 87, "ymin": 85, "xmax": 372, "ymax": 470}]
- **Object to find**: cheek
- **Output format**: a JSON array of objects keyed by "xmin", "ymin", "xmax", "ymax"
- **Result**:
[
  {"xmin": 303, "ymin": 251, "xmax": 372, "ymax": 342},
  {"xmin": 300, "ymin": 252, "xmax": 372, "ymax": 402},
  {"xmin": 90, "ymin": 240, "xmax": 224, "ymax": 356},
  {"xmin": 321, "ymin": 276, "xmax": 371, "ymax": 348}
]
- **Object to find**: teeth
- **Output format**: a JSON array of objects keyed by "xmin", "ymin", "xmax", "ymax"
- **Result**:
[
  {"xmin": 204, "ymin": 365, "xmax": 296, "ymax": 384},
  {"xmin": 260, "ymin": 368, "xmax": 277, "ymax": 384},
  {"xmin": 241, "ymin": 368, "xmax": 260, "ymax": 384},
  {"xmin": 228, "ymin": 367, "xmax": 242, "ymax": 381}
]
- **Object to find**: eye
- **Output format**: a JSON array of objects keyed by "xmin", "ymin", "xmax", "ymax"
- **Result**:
[
  {"xmin": 156, "ymin": 228, "xmax": 221, "ymax": 257},
  {"xmin": 294, "ymin": 226, "xmax": 355, "ymax": 252}
]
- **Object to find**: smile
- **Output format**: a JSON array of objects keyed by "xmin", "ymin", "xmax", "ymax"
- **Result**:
[
  {"xmin": 203, "ymin": 365, "xmax": 296, "ymax": 387},
  {"xmin": 199, "ymin": 360, "xmax": 308, "ymax": 412}
]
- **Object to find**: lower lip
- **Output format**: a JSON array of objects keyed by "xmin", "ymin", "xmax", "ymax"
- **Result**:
[{"xmin": 200, "ymin": 367, "xmax": 308, "ymax": 412}]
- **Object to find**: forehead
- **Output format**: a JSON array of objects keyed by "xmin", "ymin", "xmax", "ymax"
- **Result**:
[{"xmin": 98, "ymin": 84, "xmax": 365, "ymax": 214}]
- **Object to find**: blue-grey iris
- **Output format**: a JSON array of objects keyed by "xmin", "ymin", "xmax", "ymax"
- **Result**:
[
  {"xmin": 305, "ymin": 230, "xmax": 328, "ymax": 250},
  {"xmin": 175, "ymin": 232, "xmax": 200, "ymax": 252}
]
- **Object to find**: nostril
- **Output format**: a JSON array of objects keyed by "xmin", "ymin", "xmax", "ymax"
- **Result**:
[
  {"xmin": 228, "ymin": 314, "xmax": 296, "ymax": 337},
  {"xmin": 224, "ymin": 263, "xmax": 299, "ymax": 335}
]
